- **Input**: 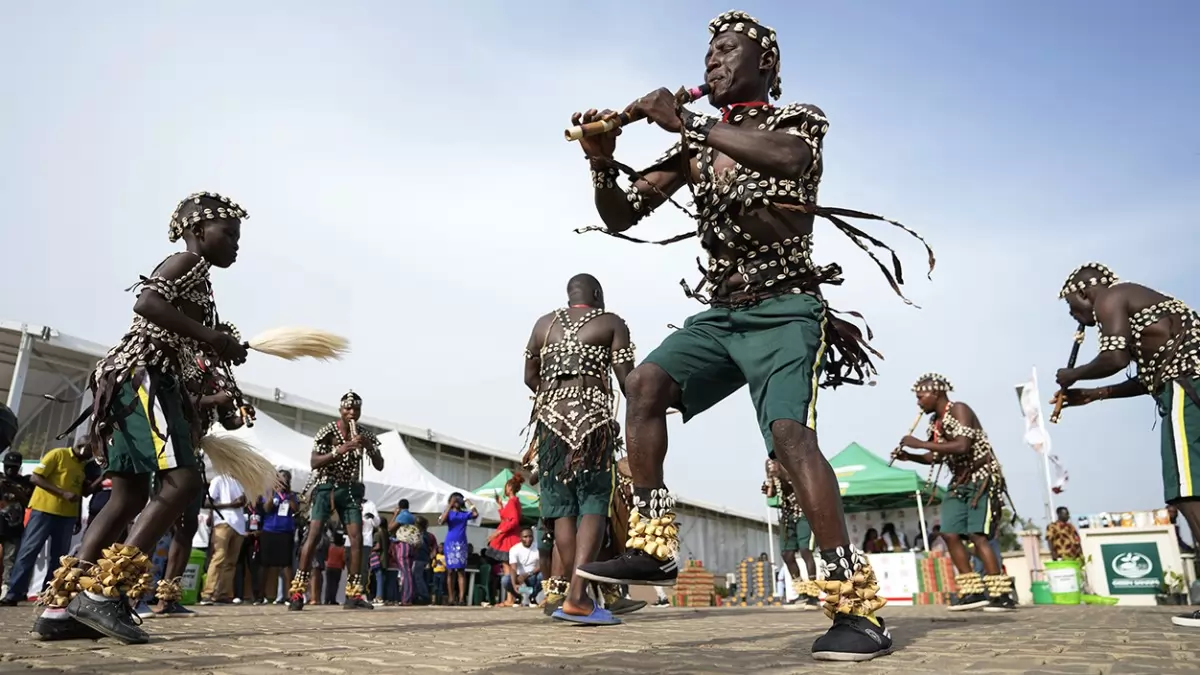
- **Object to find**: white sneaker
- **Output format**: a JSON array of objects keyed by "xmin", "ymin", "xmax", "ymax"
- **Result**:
[
  {"xmin": 231, "ymin": 598, "xmax": 242, "ymax": 605},
  {"xmin": 1172, "ymin": 610, "xmax": 1200, "ymax": 628}
]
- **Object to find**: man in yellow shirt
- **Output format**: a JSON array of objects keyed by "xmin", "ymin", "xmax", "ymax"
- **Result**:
[{"xmin": 0, "ymin": 440, "xmax": 91, "ymax": 606}]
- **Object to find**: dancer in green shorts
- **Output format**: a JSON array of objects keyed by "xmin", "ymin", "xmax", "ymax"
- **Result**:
[
  {"xmin": 572, "ymin": 9, "xmax": 933, "ymax": 661},
  {"xmin": 522, "ymin": 274, "xmax": 636, "ymax": 625},
  {"xmin": 893, "ymin": 373, "xmax": 1015, "ymax": 613},
  {"xmin": 37, "ymin": 192, "xmax": 251, "ymax": 644},
  {"xmin": 763, "ymin": 459, "xmax": 819, "ymax": 609},
  {"xmin": 1052, "ymin": 262, "xmax": 1200, "ymax": 629},
  {"xmin": 288, "ymin": 391, "xmax": 382, "ymax": 611}
]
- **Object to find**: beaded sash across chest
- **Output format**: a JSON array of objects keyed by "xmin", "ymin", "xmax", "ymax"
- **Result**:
[
  {"xmin": 313, "ymin": 422, "xmax": 378, "ymax": 485},
  {"xmin": 932, "ymin": 408, "xmax": 1004, "ymax": 486},
  {"xmin": 96, "ymin": 254, "xmax": 216, "ymax": 387},
  {"xmin": 1128, "ymin": 298, "xmax": 1200, "ymax": 394},
  {"xmin": 693, "ymin": 104, "xmax": 823, "ymax": 297},
  {"xmin": 534, "ymin": 308, "xmax": 616, "ymax": 451}
]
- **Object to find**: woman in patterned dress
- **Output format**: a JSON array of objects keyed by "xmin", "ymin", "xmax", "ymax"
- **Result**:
[{"xmin": 439, "ymin": 492, "xmax": 477, "ymax": 606}]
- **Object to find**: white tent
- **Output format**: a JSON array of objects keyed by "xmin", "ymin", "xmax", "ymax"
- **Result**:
[
  {"xmin": 212, "ymin": 414, "xmax": 498, "ymax": 522},
  {"xmin": 374, "ymin": 431, "xmax": 499, "ymax": 523}
]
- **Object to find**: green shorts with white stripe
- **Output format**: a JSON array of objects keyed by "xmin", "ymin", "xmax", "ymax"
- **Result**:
[
  {"xmin": 1158, "ymin": 379, "xmax": 1200, "ymax": 504},
  {"xmin": 106, "ymin": 369, "xmax": 197, "ymax": 476}
]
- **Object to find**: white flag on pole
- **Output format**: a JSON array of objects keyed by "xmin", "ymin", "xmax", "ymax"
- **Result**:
[
  {"xmin": 1015, "ymin": 367, "xmax": 1068, "ymax": 494},
  {"xmin": 1015, "ymin": 369, "xmax": 1051, "ymax": 453}
]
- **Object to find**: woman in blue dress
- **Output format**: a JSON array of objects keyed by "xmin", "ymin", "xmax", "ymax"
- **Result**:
[{"xmin": 438, "ymin": 492, "xmax": 477, "ymax": 606}]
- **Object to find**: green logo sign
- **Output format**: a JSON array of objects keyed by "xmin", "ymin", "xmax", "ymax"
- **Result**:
[{"xmin": 1100, "ymin": 542, "xmax": 1163, "ymax": 595}]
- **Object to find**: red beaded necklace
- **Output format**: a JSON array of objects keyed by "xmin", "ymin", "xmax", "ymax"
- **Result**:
[{"xmin": 721, "ymin": 101, "xmax": 772, "ymax": 123}]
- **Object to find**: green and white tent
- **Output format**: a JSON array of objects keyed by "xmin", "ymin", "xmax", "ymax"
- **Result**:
[
  {"xmin": 474, "ymin": 468, "xmax": 540, "ymax": 521},
  {"xmin": 767, "ymin": 442, "xmax": 945, "ymax": 548}
]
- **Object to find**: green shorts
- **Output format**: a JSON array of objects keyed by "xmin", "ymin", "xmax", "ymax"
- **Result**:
[
  {"xmin": 643, "ymin": 292, "xmax": 827, "ymax": 446},
  {"xmin": 537, "ymin": 423, "xmax": 615, "ymax": 520},
  {"xmin": 1159, "ymin": 379, "xmax": 1200, "ymax": 503},
  {"xmin": 106, "ymin": 371, "xmax": 197, "ymax": 475},
  {"xmin": 780, "ymin": 515, "xmax": 813, "ymax": 553},
  {"xmin": 310, "ymin": 482, "xmax": 364, "ymax": 526},
  {"xmin": 940, "ymin": 482, "xmax": 998, "ymax": 537},
  {"xmin": 538, "ymin": 519, "xmax": 555, "ymax": 554}
]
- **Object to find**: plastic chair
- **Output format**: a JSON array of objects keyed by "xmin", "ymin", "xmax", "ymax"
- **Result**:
[{"xmin": 471, "ymin": 564, "xmax": 491, "ymax": 605}]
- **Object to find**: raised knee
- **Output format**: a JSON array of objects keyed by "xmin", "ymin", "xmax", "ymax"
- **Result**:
[
  {"xmin": 625, "ymin": 365, "xmax": 675, "ymax": 414},
  {"xmin": 770, "ymin": 419, "xmax": 817, "ymax": 452}
]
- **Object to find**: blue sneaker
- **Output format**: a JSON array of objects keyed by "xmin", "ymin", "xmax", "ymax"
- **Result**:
[
  {"xmin": 134, "ymin": 600, "xmax": 154, "ymax": 620},
  {"xmin": 551, "ymin": 604, "xmax": 622, "ymax": 625}
]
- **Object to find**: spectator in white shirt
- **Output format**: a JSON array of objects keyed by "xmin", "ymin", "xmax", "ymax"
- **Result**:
[
  {"xmin": 359, "ymin": 500, "xmax": 379, "ymax": 585},
  {"xmin": 200, "ymin": 474, "xmax": 246, "ymax": 604},
  {"xmin": 507, "ymin": 528, "xmax": 541, "ymax": 606}
]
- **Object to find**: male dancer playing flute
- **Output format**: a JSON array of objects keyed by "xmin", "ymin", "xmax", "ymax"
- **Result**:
[
  {"xmin": 572, "ymin": 10, "xmax": 934, "ymax": 661},
  {"xmin": 523, "ymin": 274, "xmax": 636, "ymax": 625},
  {"xmin": 287, "ymin": 391, "xmax": 383, "ymax": 611},
  {"xmin": 892, "ymin": 374, "xmax": 1016, "ymax": 612},
  {"xmin": 762, "ymin": 459, "xmax": 820, "ymax": 609},
  {"xmin": 1053, "ymin": 262, "xmax": 1200, "ymax": 628},
  {"xmin": 36, "ymin": 193, "xmax": 250, "ymax": 644}
]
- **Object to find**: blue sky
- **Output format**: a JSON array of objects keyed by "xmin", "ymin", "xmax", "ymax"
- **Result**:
[{"xmin": 2, "ymin": 2, "xmax": 1197, "ymax": 529}]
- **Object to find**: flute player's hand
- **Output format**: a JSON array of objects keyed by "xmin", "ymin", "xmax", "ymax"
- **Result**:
[
  {"xmin": 572, "ymin": 109, "xmax": 621, "ymax": 160},
  {"xmin": 1051, "ymin": 388, "xmax": 1100, "ymax": 410},
  {"xmin": 626, "ymin": 88, "xmax": 683, "ymax": 134}
]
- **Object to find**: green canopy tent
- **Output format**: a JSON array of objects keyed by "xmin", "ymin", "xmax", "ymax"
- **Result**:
[
  {"xmin": 474, "ymin": 468, "xmax": 540, "ymax": 521},
  {"xmin": 767, "ymin": 442, "xmax": 945, "ymax": 550}
]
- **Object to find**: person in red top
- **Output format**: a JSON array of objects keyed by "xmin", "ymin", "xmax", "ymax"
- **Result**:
[{"xmin": 489, "ymin": 475, "xmax": 524, "ymax": 606}]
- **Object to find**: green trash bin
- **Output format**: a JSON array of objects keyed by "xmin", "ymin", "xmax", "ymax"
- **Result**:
[
  {"xmin": 180, "ymin": 548, "xmax": 207, "ymax": 606},
  {"xmin": 1044, "ymin": 559, "xmax": 1082, "ymax": 605},
  {"xmin": 1030, "ymin": 580, "xmax": 1053, "ymax": 604}
]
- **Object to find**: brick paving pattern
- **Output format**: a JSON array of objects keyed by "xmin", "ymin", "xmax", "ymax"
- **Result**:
[{"xmin": 0, "ymin": 604, "xmax": 1196, "ymax": 674}]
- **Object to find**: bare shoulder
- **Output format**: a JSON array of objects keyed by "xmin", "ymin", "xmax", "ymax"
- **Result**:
[
  {"xmin": 601, "ymin": 311, "xmax": 629, "ymax": 328},
  {"xmin": 529, "ymin": 311, "xmax": 556, "ymax": 341},
  {"xmin": 949, "ymin": 401, "xmax": 978, "ymax": 425},
  {"xmin": 150, "ymin": 251, "xmax": 205, "ymax": 280}
]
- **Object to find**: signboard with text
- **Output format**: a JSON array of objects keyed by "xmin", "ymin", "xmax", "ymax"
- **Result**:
[{"xmin": 1100, "ymin": 542, "xmax": 1163, "ymax": 595}]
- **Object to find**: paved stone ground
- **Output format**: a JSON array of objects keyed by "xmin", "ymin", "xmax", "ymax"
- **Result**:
[{"xmin": 0, "ymin": 604, "xmax": 1196, "ymax": 674}]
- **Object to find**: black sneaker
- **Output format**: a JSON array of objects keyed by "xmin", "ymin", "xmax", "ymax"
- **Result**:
[
  {"xmin": 0, "ymin": 597, "xmax": 18, "ymax": 607},
  {"xmin": 66, "ymin": 593, "xmax": 149, "ymax": 645},
  {"xmin": 811, "ymin": 613, "xmax": 894, "ymax": 662},
  {"xmin": 576, "ymin": 551, "xmax": 678, "ymax": 586},
  {"xmin": 983, "ymin": 593, "xmax": 1017, "ymax": 612},
  {"xmin": 948, "ymin": 593, "xmax": 989, "ymax": 611},
  {"xmin": 652, "ymin": 597, "xmax": 670, "ymax": 607},
  {"xmin": 1171, "ymin": 610, "xmax": 1200, "ymax": 627},
  {"xmin": 287, "ymin": 593, "xmax": 305, "ymax": 612},
  {"xmin": 32, "ymin": 614, "xmax": 104, "ymax": 641},
  {"xmin": 606, "ymin": 596, "xmax": 647, "ymax": 615},
  {"xmin": 343, "ymin": 596, "xmax": 374, "ymax": 610},
  {"xmin": 802, "ymin": 595, "xmax": 821, "ymax": 611}
]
